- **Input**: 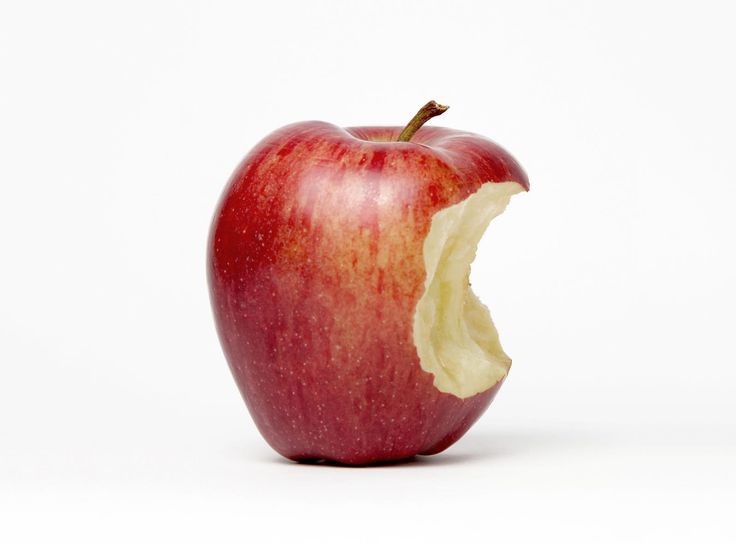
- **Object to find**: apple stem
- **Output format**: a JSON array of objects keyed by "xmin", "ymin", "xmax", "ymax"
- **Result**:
[{"xmin": 397, "ymin": 100, "xmax": 449, "ymax": 142}]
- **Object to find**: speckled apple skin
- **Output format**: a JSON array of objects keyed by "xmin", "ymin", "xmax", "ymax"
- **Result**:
[{"xmin": 208, "ymin": 122, "xmax": 528, "ymax": 465}]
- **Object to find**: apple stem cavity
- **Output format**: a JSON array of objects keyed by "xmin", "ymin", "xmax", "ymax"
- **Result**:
[{"xmin": 397, "ymin": 100, "xmax": 449, "ymax": 143}]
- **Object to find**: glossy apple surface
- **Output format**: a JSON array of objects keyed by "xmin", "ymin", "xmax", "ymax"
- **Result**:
[{"xmin": 208, "ymin": 120, "xmax": 528, "ymax": 465}]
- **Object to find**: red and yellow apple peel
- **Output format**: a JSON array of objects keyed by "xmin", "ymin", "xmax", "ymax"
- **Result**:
[{"xmin": 208, "ymin": 101, "xmax": 529, "ymax": 465}]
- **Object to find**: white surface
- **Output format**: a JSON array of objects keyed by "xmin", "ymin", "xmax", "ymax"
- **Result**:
[{"xmin": 1, "ymin": 0, "xmax": 734, "ymax": 541}]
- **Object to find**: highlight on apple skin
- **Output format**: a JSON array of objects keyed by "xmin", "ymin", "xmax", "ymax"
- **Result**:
[{"xmin": 208, "ymin": 102, "xmax": 529, "ymax": 465}]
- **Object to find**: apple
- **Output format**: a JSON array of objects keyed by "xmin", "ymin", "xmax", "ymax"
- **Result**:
[{"xmin": 208, "ymin": 101, "xmax": 529, "ymax": 465}]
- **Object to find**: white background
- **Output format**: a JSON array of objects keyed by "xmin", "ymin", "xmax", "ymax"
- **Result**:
[{"xmin": 1, "ymin": 0, "xmax": 734, "ymax": 541}]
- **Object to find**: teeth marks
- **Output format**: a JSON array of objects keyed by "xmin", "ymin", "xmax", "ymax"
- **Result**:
[{"xmin": 412, "ymin": 182, "xmax": 523, "ymax": 399}]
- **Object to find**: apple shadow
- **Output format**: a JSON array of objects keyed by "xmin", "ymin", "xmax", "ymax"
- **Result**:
[{"xmin": 259, "ymin": 426, "xmax": 594, "ymax": 469}]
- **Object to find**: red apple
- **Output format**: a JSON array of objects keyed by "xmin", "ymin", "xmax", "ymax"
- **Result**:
[{"xmin": 208, "ymin": 102, "xmax": 529, "ymax": 465}]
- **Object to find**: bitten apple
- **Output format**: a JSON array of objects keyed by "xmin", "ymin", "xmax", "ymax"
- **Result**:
[{"xmin": 208, "ymin": 101, "xmax": 529, "ymax": 465}]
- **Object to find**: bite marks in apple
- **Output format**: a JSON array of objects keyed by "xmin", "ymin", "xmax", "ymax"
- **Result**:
[{"xmin": 413, "ymin": 181, "xmax": 523, "ymax": 398}]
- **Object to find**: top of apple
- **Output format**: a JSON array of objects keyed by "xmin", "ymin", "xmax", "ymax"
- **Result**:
[
  {"xmin": 340, "ymin": 100, "xmax": 529, "ymax": 192},
  {"xmin": 260, "ymin": 101, "xmax": 529, "ymax": 194}
]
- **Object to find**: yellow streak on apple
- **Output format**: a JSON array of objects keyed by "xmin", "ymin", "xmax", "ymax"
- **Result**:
[{"xmin": 413, "ymin": 181, "xmax": 524, "ymax": 398}]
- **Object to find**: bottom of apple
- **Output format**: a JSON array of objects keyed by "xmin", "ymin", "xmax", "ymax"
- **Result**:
[
  {"xmin": 269, "ymin": 384, "xmax": 503, "ymax": 467},
  {"xmin": 285, "ymin": 450, "xmax": 435, "ymax": 467},
  {"xmin": 290, "ymin": 454, "xmax": 419, "ymax": 467},
  {"xmin": 281, "ymin": 437, "xmax": 463, "ymax": 467}
]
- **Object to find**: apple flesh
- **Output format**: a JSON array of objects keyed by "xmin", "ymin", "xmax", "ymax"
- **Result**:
[
  {"xmin": 415, "ymin": 181, "xmax": 521, "ymax": 398},
  {"xmin": 208, "ymin": 117, "xmax": 528, "ymax": 465}
]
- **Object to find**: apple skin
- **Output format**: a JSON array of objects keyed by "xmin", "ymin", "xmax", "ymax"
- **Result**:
[{"xmin": 208, "ymin": 121, "xmax": 528, "ymax": 465}]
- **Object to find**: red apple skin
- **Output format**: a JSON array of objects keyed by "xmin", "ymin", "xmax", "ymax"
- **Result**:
[{"xmin": 208, "ymin": 122, "xmax": 528, "ymax": 465}]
